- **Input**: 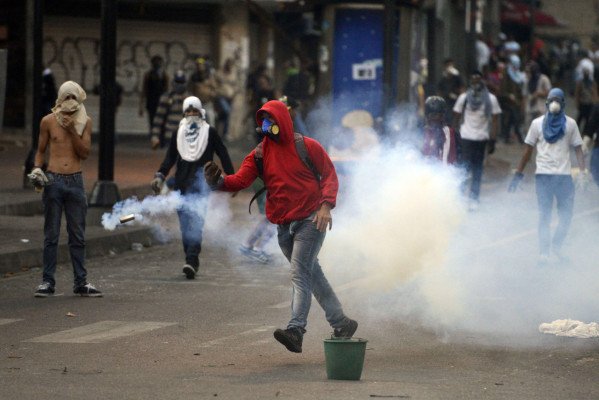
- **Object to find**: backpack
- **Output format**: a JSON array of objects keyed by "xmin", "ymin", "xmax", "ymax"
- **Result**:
[{"xmin": 249, "ymin": 132, "xmax": 320, "ymax": 214}]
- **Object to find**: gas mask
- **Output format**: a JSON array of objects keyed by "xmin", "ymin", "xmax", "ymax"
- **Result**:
[{"xmin": 256, "ymin": 118, "xmax": 280, "ymax": 141}]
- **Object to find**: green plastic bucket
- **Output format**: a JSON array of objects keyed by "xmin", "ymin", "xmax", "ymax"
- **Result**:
[{"xmin": 323, "ymin": 338, "xmax": 368, "ymax": 380}]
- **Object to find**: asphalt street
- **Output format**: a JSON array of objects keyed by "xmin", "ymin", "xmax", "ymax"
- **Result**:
[{"xmin": 2, "ymin": 183, "xmax": 599, "ymax": 399}]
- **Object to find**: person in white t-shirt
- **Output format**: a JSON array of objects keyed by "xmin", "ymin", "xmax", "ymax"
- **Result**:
[
  {"xmin": 508, "ymin": 88, "xmax": 589, "ymax": 264},
  {"xmin": 453, "ymin": 71, "xmax": 502, "ymax": 210}
]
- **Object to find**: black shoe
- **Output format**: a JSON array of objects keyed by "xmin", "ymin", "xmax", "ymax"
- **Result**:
[
  {"xmin": 34, "ymin": 282, "xmax": 55, "ymax": 297},
  {"xmin": 273, "ymin": 328, "xmax": 303, "ymax": 353},
  {"xmin": 182, "ymin": 264, "xmax": 197, "ymax": 280},
  {"xmin": 73, "ymin": 283, "xmax": 103, "ymax": 297},
  {"xmin": 334, "ymin": 319, "xmax": 358, "ymax": 338}
]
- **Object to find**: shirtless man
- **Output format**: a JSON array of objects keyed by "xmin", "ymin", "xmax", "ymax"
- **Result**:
[{"xmin": 30, "ymin": 81, "xmax": 102, "ymax": 297}]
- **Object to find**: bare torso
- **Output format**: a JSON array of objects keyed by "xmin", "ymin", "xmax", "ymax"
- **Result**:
[{"xmin": 36, "ymin": 113, "xmax": 91, "ymax": 174}]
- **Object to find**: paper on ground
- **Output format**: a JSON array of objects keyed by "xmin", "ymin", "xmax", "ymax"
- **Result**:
[{"xmin": 539, "ymin": 319, "xmax": 599, "ymax": 338}]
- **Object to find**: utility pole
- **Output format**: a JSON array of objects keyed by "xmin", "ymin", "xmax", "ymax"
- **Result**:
[
  {"xmin": 89, "ymin": 0, "xmax": 120, "ymax": 206},
  {"xmin": 23, "ymin": 0, "xmax": 44, "ymax": 188}
]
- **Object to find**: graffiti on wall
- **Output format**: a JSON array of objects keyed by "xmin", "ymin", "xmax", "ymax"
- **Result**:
[{"xmin": 43, "ymin": 36, "xmax": 203, "ymax": 95}]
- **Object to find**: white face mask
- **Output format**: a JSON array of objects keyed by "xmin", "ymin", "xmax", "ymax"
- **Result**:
[
  {"xmin": 548, "ymin": 101, "xmax": 561, "ymax": 114},
  {"xmin": 185, "ymin": 115, "xmax": 201, "ymax": 125}
]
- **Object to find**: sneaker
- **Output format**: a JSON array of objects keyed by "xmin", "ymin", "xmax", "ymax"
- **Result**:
[
  {"xmin": 333, "ymin": 319, "xmax": 359, "ymax": 338},
  {"xmin": 240, "ymin": 245, "xmax": 270, "ymax": 264},
  {"xmin": 538, "ymin": 254, "xmax": 550, "ymax": 266},
  {"xmin": 182, "ymin": 264, "xmax": 196, "ymax": 280},
  {"xmin": 73, "ymin": 283, "xmax": 103, "ymax": 297},
  {"xmin": 273, "ymin": 328, "xmax": 303, "ymax": 353},
  {"xmin": 468, "ymin": 200, "xmax": 479, "ymax": 212},
  {"xmin": 34, "ymin": 282, "xmax": 55, "ymax": 297}
]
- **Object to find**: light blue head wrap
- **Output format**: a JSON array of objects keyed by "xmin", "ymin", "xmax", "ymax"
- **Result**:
[{"xmin": 542, "ymin": 88, "xmax": 566, "ymax": 143}]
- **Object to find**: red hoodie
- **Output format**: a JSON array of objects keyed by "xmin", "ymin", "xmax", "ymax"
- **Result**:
[{"xmin": 222, "ymin": 100, "xmax": 338, "ymax": 225}]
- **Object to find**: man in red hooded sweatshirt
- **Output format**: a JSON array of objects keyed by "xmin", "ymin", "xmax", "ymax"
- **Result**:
[{"xmin": 203, "ymin": 100, "xmax": 357, "ymax": 353}]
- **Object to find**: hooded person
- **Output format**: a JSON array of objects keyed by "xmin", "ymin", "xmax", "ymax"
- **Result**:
[
  {"xmin": 421, "ymin": 96, "xmax": 458, "ymax": 165},
  {"xmin": 52, "ymin": 81, "xmax": 88, "ymax": 136},
  {"xmin": 203, "ymin": 100, "xmax": 358, "ymax": 353},
  {"xmin": 509, "ymin": 88, "xmax": 589, "ymax": 264},
  {"xmin": 30, "ymin": 80, "xmax": 101, "ymax": 298},
  {"xmin": 151, "ymin": 95, "xmax": 234, "ymax": 280}
]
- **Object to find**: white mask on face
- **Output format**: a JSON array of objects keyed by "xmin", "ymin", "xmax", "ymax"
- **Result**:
[
  {"xmin": 185, "ymin": 115, "xmax": 201, "ymax": 125},
  {"xmin": 549, "ymin": 101, "xmax": 561, "ymax": 114}
]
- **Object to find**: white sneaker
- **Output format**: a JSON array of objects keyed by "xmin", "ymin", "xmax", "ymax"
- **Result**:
[{"xmin": 468, "ymin": 201, "xmax": 479, "ymax": 212}]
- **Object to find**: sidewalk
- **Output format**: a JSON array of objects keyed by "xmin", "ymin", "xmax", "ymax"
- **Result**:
[
  {"xmin": 0, "ymin": 132, "xmax": 255, "ymax": 276},
  {"xmin": 0, "ymin": 130, "xmax": 522, "ymax": 277}
]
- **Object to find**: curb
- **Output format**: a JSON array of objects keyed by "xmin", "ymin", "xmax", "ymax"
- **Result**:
[{"xmin": 1, "ymin": 226, "xmax": 155, "ymax": 277}]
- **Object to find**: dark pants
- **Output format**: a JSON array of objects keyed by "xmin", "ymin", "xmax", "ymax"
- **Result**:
[
  {"xmin": 177, "ymin": 178, "xmax": 210, "ymax": 269},
  {"xmin": 577, "ymin": 103, "xmax": 594, "ymax": 134},
  {"xmin": 535, "ymin": 174, "xmax": 574, "ymax": 255},
  {"xmin": 460, "ymin": 139, "xmax": 488, "ymax": 201},
  {"xmin": 42, "ymin": 172, "xmax": 87, "ymax": 288},
  {"xmin": 501, "ymin": 106, "xmax": 523, "ymax": 143}
]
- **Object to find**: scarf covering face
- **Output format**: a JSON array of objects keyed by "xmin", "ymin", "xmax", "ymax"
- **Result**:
[
  {"xmin": 507, "ymin": 54, "xmax": 523, "ymax": 85},
  {"xmin": 542, "ymin": 88, "xmax": 566, "ymax": 143},
  {"xmin": 52, "ymin": 81, "xmax": 88, "ymax": 136},
  {"xmin": 466, "ymin": 82, "xmax": 492, "ymax": 116},
  {"xmin": 177, "ymin": 96, "xmax": 210, "ymax": 162}
]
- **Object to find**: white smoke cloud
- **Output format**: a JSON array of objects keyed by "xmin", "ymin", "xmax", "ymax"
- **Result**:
[{"xmin": 308, "ymin": 104, "xmax": 599, "ymax": 346}]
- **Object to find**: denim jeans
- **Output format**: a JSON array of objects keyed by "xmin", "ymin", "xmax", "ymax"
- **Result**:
[
  {"xmin": 217, "ymin": 97, "xmax": 232, "ymax": 139},
  {"xmin": 177, "ymin": 177, "xmax": 210, "ymax": 269},
  {"xmin": 42, "ymin": 171, "xmax": 88, "ymax": 288},
  {"xmin": 535, "ymin": 174, "xmax": 574, "ymax": 255},
  {"xmin": 277, "ymin": 214, "xmax": 348, "ymax": 334},
  {"xmin": 460, "ymin": 138, "xmax": 487, "ymax": 201}
]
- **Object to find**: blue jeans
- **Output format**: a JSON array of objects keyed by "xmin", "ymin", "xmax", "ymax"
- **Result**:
[
  {"xmin": 217, "ymin": 97, "xmax": 232, "ymax": 139},
  {"xmin": 277, "ymin": 214, "xmax": 348, "ymax": 334},
  {"xmin": 535, "ymin": 174, "xmax": 574, "ymax": 255},
  {"xmin": 42, "ymin": 171, "xmax": 88, "ymax": 288},
  {"xmin": 177, "ymin": 178, "xmax": 210, "ymax": 269}
]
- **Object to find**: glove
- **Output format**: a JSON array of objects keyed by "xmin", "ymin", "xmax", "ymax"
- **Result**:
[
  {"xmin": 582, "ymin": 136, "xmax": 592, "ymax": 156},
  {"xmin": 27, "ymin": 167, "xmax": 48, "ymax": 193},
  {"xmin": 151, "ymin": 172, "xmax": 165, "ymax": 195},
  {"xmin": 204, "ymin": 161, "xmax": 222, "ymax": 186},
  {"xmin": 487, "ymin": 139, "xmax": 496, "ymax": 155},
  {"xmin": 575, "ymin": 169, "xmax": 591, "ymax": 191},
  {"xmin": 508, "ymin": 170, "xmax": 524, "ymax": 192}
]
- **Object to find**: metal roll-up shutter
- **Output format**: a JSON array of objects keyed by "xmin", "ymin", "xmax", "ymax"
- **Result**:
[{"xmin": 44, "ymin": 16, "xmax": 211, "ymax": 135}]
